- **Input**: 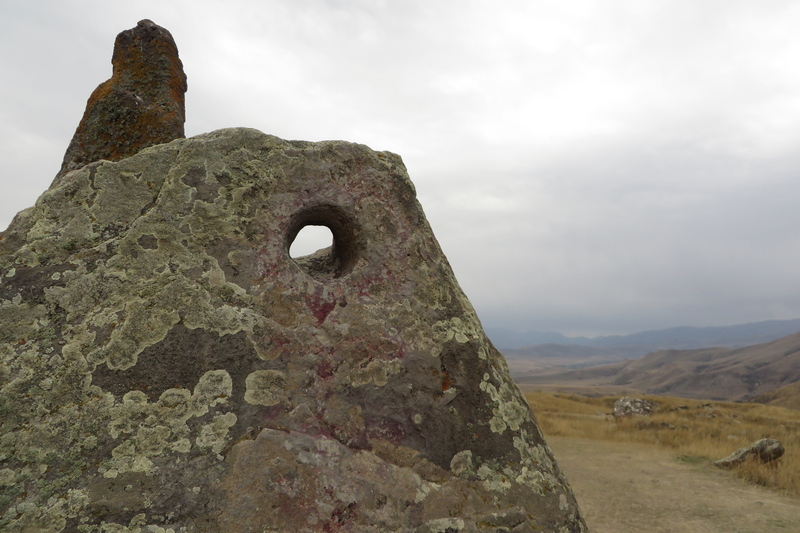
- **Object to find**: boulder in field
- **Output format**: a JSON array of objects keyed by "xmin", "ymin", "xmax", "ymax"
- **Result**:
[
  {"xmin": 715, "ymin": 438, "xmax": 785, "ymax": 468},
  {"xmin": 613, "ymin": 396, "xmax": 657, "ymax": 417}
]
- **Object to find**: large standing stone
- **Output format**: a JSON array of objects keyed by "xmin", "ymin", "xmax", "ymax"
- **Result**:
[
  {"xmin": 54, "ymin": 19, "xmax": 187, "ymax": 184},
  {"xmin": 2, "ymin": 18, "xmax": 585, "ymax": 532},
  {"xmin": 0, "ymin": 128, "xmax": 586, "ymax": 531}
]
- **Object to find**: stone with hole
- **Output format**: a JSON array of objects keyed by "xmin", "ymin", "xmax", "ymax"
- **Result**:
[{"xmin": 0, "ymin": 22, "xmax": 586, "ymax": 533}]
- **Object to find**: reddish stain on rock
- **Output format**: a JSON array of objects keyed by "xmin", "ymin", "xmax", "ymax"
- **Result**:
[
  {"xmin": 316, "ymin": 361, "xmax": 335, "ymax": 381},
  {"xmin": 442, "ymin": 370, "xmax": 452, "ymax": 391},
  {"xmin": 54, "ymin": 19, "xmax": 187, "ymax": 184},
  {"xmin": 306, "ymin": 287, "xmax": 339, "ymax": 324}
]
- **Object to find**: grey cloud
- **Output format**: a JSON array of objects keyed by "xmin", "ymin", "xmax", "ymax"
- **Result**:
[{"xmin": 2, "ymin": 0, "xmax": 800, "ymax": 336}]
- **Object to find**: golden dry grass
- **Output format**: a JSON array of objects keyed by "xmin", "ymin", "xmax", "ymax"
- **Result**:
[{"xmin": 525, "ymin": 391, "xmax": 800, "ymax": 496}]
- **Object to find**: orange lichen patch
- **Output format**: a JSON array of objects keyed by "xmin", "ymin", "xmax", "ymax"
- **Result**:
[
  {"xmin": 54, "ymin": 20, "xmax": 187, "ymax": 184},
  {"xmin": 111, "ymin": 23, "xmax": 187, "ymax": 109}
]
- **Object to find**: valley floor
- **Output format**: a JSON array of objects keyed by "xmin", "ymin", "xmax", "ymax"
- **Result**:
[{"xmin": 549, "ymin": 437, "xmax": 800, "ymax": 533}]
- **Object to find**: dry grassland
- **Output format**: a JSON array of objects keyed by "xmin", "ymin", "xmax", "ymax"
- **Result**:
[{"xmin": 524, "ymin": 391, "xmax": 800, "ymax": 496}]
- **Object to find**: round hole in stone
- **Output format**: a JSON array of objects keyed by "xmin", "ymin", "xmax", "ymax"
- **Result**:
[
  {"xmin": 289, "ymin": 225, "xmax": 334, "ymax": 258},
  {"xmin": 286, "ymin": 205, "xmax": 359, "ymax": 280}
]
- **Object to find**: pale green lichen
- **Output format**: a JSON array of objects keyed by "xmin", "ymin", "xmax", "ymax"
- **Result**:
[
  {"xmin": 0, "ymin": 469, "xmax": 15, "ymax": 486},
  {"xmin": 414, "ymin": 479, "xmax": 433, "ymax": 503},
  {"xmin": 76, "ymin": 514, "xmax": 179, "ymax": 533},
  {"xmin": 190, "ymin": 370, "xmax": 233, "ymax": 416},
  {"xmin": 105, "ymin": 439, "xmax": 157, "ymax": 478},
  {"xmin": 98, "ymin": 371, "xmax": 234, "ymax": 479},
  {"xmin": 86, "ymin": 299, "xmax": 180, "ymax": 371},
  {"xmin": 515, "ymin": 465, "xmax": 548, "ymax": 494},
  {"xmin": 511, "ymin": 431, "xmax": 561, "ymax": 495},
  {"xmin": 196, "ymin": 412, "xmax": 238, "ymax": 454},
  {"xmin": 476, "ymin": 463, "xmax": 513, "ymax": 493},
  {"xmin": 244, "ymin": 370, "xmax": 286, "ymax": 406},
  {"xmin": 513, "ymin": 432, "xmax": 553, "ymax": 470},
  {"xmin": 425, "ymin": 517, "xmax": 465, "ymax": 532},
  {"xmin": 349, "ymin": 358, "xmax": 401, "ymax": 387},
  {"xmin": 432, "ymin": 315, "xmax": 481, "ymax": 345},
  {"xmin": 480, "ymin": 374, "xmax": 530, "ymax": 434},
  {"xmin": 477, "ymin": 344, "xmax": 490, "ymax": 360},
  {"xmin": 1, "ymin": 490, "xmax": 80, "ymax": 532},
  {"xmin": 449, "ymin": 450, "xmax": 474, "ymax": 477}
]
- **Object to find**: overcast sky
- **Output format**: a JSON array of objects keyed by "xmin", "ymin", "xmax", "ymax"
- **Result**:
[{"xmin": 2, "ymin": 0, "xmax": 800, "ymax": 336}]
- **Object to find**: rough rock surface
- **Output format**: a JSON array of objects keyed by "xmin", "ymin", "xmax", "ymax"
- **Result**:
[
  {"xmin": 0, "ymin": 128, "xmax": 586, "ymax": 531},
  {"xmin": 715, "ymin": 438, "xmax": 785, "ymax": 468},
  {"xmin": 613, "ymin": 397, "xmax": 657, "ymax": 417},
  {"xmin": 55, "ymin": 20, "xmax": 187, "ymax": 185}
]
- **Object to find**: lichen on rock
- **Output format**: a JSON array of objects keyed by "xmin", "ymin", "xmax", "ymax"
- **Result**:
[
  {"xmin": 0, "ymin": 17, "xmax": 585, "ymax": 531},
  {"xmin": 54, "ymin": 19, "xmax": 187, "ymax": 185},
  {"xmin": 0, "ymin": 127, "xmax": 587, "ymax": 531}
]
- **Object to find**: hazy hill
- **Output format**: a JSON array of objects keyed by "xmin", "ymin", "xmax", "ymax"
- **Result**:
[
  {"xmin": 515, "ymin": 331, "xmax": 800, "ymax": 401},
  {"xmin": 501, "ymin": 343, "xmax": 644, "ymax": 374},
  {"xmin": 486, "ymin": 328, "xmax": 582, "ymax": 348},
  {"xmin": 488, "ymin": 318, "xmax": 800, "ymax": 350},
  {"xmin": 751, "ymin": 380, "xmax": 800, "ymax": 410},
  {"xmin": 493, "ymin": 318, "xmax": 800, "ymax": 375}
]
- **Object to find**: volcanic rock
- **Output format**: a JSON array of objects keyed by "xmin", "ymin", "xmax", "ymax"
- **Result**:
[
  {"xmin": 0, "ymin": 127, "xmax": 587, "ymax": 531},
  {"xmin": 54, "ymin": 19, "xmax": 187, "ymax": 184}
]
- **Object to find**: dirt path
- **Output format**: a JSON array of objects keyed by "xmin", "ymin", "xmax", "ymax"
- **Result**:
[{"xmin": 547, "ymin": 437, "xmax": 800, "ymax": 533}]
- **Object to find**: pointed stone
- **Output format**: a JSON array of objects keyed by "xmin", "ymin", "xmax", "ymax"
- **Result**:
[{"xmin": 54, "ymin": 19, "xmax": 187, "ymax": 185}]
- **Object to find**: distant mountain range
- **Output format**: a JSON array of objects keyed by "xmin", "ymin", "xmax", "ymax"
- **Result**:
[
  {"xmin": 487, "ymin": 318, "xmax": 800, "ymax": 351},
  {"xmin": 493, "ymin": 318, "xmax": 800, "ymax": 382},
  {"xmin": 514, "ymin": 331, "xmax": 800, "ymax": 402}
]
